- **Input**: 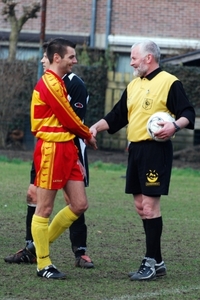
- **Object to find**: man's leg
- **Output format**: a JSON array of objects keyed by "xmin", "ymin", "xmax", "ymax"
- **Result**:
[
  {"xmin": 25, "ymin": 184, "xmax": 37, "ymax": 245},
  {"xmin": 63, "ymin": 190, "xmax": 94, "ymax": 268},
  {"xmin": 26, "ymin": 186, "xmax": 93, "ymax": 268},
  {"xmin": 31, "ymin": 180, "xmax": 87, "ymax": 279},
  {"xmin": 4, "ymin": 184, "xmax": 37, "ymax": 264},
  {"xmin": 4, "ymin": 183, "xmax": 92, "ymax": 267},
  {"xmin": 48, "ymin": 180, "xmax": 88, "ymax": 243},
  {"xmin": 26, "ymin": 161, "xmax": 37, "ymax": 245},
  {"xmin": 70, "ymin": 214, "xmax": 94, "ymax": 268},
  {"xmin": 32, "ymin": 187, "xmax": 57, "ymax": 270},
  {"xmin": 129, "ymin": 195, "xmax": 162, "ymax": 281},
  {"xmin": 70, "ymin": 214, "xmax": 87, "ymax": 256},
  {"xmin": 32, "ymin": 187, "xmax": 67, "ymax": 279}
]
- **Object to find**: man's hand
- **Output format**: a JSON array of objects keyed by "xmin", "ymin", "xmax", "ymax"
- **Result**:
[
  {"xmin": 85, "ymin": 119, "xmax": 109, "ymax": 149},
  {"xmin": 89, "ymin": 126, "xmax": 98, "ymax": 137},
  {"xmin": 85, "ymin": 135, "xmax": 97, "ymax": 150},
  {"xmin": 154, "ymin": 121, "xmax": 175, "ymax": 140}
]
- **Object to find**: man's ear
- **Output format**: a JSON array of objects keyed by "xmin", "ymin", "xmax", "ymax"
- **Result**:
[
  {"xmin": 146, "ymin": 53, "xmax": 152, "ymax": 63},
  {"xmin": 53, "ymin": 53, "xmax": 61, "ymax": 63}
]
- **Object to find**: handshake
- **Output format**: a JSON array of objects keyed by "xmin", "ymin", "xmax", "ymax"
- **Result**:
[{"xmin": 84, "ymin": 119, "xmax": 109, "ymax": 150}]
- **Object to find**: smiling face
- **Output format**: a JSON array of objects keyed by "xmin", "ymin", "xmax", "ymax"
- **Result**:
[
  {"xmin": 59, "ymin": 46, "xmax": 78, "ymax": 74},
  {"xmin": 49, "ymin": 45, "xmax": 78, "ymax": 77},
  {"xmin": 130, "ymin": 45, "xmax": 149, "ymax": 77},
  {"xmin": 41, "ymin": 48, "xmax": 78, "ymax": 75}
]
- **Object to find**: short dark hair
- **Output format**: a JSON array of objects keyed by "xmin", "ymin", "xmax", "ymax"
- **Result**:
[
  {"xmin": 42, "ymin": 42, "xmax": 49, "ymax": 52},
  {"xmin": 46, "ymin": 38, "xmax": 76, "ymax": 63}
]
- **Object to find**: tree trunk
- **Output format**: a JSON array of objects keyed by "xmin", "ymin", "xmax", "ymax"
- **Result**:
[
  {"xmin": 8, "ymin": 22, "xmax": 19, "ymax": 62},
  {"xmin": 1, "ymin": 1, "xmax": 41, "ymax": 61}
]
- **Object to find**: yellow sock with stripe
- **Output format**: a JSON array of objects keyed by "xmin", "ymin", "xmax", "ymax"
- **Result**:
[
  {"xmin": 31, "ymin": 214, "xmax": 52, "ymax": 270},
  {"xmin": 48, "ymin": 205, "xmax": 79, "ymax": 243}
]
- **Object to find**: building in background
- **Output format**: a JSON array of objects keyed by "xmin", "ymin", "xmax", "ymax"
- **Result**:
[
  {"xmin": 0, "ymin": 0, "xmax": 199, "ymax": 151},
  {"xmin": 0, "ymin": 0, "xmax": 200, "ymax": 71}
]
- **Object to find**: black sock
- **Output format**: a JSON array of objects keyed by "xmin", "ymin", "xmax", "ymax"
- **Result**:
[
  {"xmin": 142, "ymin": 219, "xmax": 147, "ymax": 233},
  {"xmin": 145, "ymin": 217, "xmax": 163, "ymax": 263},
  {"xmin": 69, "ymin": 213, "xmax": 87, "ymax": 258},
  {"xmin": 154, "ymin": 216, "xmax": 163, "ymax": 263},
  {"xmin": 25, "ymin": 205, "xmax": 36, "ymax": 244}
]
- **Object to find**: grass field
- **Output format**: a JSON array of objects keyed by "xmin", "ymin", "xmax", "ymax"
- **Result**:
[{"xmin": 1, "ymin": 157, "xmax": 200, "ymax": 300}]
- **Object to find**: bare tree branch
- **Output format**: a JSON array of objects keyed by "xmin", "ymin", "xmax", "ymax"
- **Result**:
[{"xmin": 1, "ymin": 0, "xmax": 41, "ymax": 61}]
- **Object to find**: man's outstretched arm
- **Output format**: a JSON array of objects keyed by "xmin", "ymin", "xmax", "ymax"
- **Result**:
[{"xmin": 90, "ymin": 119, "xmax": 110, "ymax": 137}]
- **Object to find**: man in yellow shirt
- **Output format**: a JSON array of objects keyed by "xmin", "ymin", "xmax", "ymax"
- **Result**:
[{"xmin": 90, "ymin": 40, "xmax": 195, "ymax": 281}]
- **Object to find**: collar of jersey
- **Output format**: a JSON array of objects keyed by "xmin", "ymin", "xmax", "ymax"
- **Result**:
[{"xmin": 141, "ymin": 67, "xmax": 161, "ymax": 81}]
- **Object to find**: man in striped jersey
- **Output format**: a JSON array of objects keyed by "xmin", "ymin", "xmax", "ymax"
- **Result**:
[{"xmin": 4, "ymin": 40, "xmax": 95, "ymax": 276}]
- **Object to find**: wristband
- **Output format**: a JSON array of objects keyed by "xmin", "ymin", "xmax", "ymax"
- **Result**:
[{"xmin": 172, "ymin": 122, "xmax": 180, "ymax": 132}]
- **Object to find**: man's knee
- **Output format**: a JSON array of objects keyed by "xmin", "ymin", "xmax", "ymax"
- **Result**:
[
  {"xmin": 70, "ymin": 201, "xmax": 88, "ymax": 216},
  {"xmin": 76, "ymin": 202, "xmax": 88, "ymax": 215},
  {"xmin": 26, "ymin": 184, "xmax": 37, "ymax": 205},
  {"xmin": 142, "ymin": 196, "xmax": 161, "ymax": 219}
]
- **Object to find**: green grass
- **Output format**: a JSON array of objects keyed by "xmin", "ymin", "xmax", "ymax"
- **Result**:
[
  {"xmin": 0, "ymin": 155, "xmax": 24, "ymax": 164},
  {"xmin": 1, "ymin": 160, "xmax": 200, "ymax": 300}
]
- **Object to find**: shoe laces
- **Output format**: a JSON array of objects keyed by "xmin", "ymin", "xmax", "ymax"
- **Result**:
[
  {"xmin": 138, "ymin": 264, "xmax": 149, "ymax": 274},
  {"xmin": 138, "ymin": 260, "xmax": 153, "ymax": 274}
]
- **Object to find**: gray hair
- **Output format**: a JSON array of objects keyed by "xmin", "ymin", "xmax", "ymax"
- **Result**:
[{"xmin": 131, "ymin": 40, "xmax": 161, "ymax": 63}]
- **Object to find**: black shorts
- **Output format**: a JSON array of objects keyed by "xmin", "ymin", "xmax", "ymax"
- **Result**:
[
  {"xmin": 30, "ymin": 137, "xmax": 89, "ymax": 187},
  {"xmin": 30, "ymin": 161, "xmax": 35, "ymax": 184},
  {"xmin": 125, "ymin": 140, "xmax": 173, "ymax": 196}
]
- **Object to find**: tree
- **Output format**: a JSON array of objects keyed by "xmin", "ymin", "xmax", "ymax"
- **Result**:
[{"xmin": 1, "ymin": 0, "xmax": 41, "ymax": 61}]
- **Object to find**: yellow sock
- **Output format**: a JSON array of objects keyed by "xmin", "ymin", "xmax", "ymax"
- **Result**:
[
  {"xmin": 32, "ymin": 214, "xmax": 52, "ymax": 270},
  {"xmin": 49, "ymin": 206, "xmax": 79, "ymax": 243}
]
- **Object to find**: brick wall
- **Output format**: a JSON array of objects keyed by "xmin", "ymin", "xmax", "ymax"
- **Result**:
[
  {"xmin": 0, "ymin": 0, "xmax": 92, "ymax": 33},
  {"xmin": 110, "ymin": 0, "xmax": 200, "ymax": 39}
]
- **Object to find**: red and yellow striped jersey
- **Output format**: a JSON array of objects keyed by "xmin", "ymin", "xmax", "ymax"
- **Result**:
[{"xmin": 31, "ymin": 70, "xmax": 92, "ymax": 142}]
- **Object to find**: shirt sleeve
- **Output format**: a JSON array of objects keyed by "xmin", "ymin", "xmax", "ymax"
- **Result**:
[
  {"xmin": 42, "ymin": 73, "xmax": 91, "ymax": 140},
  {"xmin": 167, "ymin": 80, "xmax": 195, "ymax": 129},
  {"xmin": 104, "ymin": 89, "xmax": 128, "ymax": 134},
  {"xmin": 64, "ymin": 75, "xmax": 88, "ymax": 121}
]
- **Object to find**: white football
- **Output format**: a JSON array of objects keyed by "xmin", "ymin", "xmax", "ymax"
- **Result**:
[{"xmin": 147, "ymin": 111, "xmax": 175, "ymax": 142}]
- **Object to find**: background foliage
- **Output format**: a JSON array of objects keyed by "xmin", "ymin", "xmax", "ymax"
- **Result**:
[
  {"xmin": 0, "ymin": 59, "xmax": 37, "ymax": 148},
  {"xmin": 162, "ymin": 63, "xmax": 200, "ymax": 109},
  {"xmin": 0, "ymin": 56, "xmax": 199, "ymax": 149},
  {"xmin": 0, "ymin": 58, "xmax": 107, "ymax": 149}
]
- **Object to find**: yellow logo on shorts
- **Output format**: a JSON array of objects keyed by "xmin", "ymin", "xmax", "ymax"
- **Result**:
[{"xmin": 146, "ymin": 169, "xmax": 160, "ymax": 186}]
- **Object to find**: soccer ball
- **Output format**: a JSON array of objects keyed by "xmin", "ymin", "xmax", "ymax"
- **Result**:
[{"xmin": 147, "ymin": 111, "xmax": 175, "ymax": 142}]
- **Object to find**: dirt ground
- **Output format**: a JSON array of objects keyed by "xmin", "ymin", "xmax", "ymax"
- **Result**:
[{"xmin": 0, "ymin": 145, "xmax": 200, "ymax": 169}]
